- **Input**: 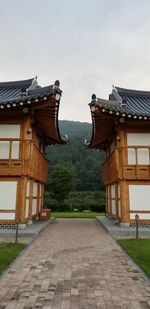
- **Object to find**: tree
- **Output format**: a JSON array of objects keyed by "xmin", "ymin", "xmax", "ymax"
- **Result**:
[
  {"xmin": 50, "ymin": 165, "xmax": 75, "ymax": 204},
  {"xmin": 45, "ymin": 120, "xmax": 105, "ymax": 192}
]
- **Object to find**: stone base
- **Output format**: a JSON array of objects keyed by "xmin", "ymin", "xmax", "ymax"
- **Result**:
[
  {"xmin": 28, "ymin": 220, "xmax": 33, "ymax": 225},
  {"xmin": 114, "ymin": 219, "xmax": 119, "ymax": 224},
  {"xmin": 120, "ymin": 222, "xmax": 130, "ymax": 227},
  {"xmin": 0, "ymin": 223, "xmax": 16, "ymax": 229},
  {"xmin": 18, "ymin": 223, "xmax": 26, "ymax": 229}
]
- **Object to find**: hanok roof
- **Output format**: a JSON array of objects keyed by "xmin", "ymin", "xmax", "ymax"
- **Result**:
[
  {"xmin": 0, "ymin": 77, "xmax": 60, "ymax": 106},
  {"xmin": 0, "ymin": 77, "xmax": 67, "ymax": 145},
  {"xmin": 92, "ymin": 87, "xmax": 150, "ymax": 118},
  {"xmin": 88, "ymin": 86, "xmax": 150, "ymax": 148}
]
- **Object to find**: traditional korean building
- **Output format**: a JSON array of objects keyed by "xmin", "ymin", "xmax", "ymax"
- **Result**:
[
  {"xmin": 89, "ymin": 86, "xmax": 150, "ymax": 225},
  {"xmin": 0, "ymin": 77, "xmax": 66, "ymax": 227}
]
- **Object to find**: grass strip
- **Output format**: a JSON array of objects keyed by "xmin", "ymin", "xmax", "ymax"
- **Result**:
[
  {"xmin": 51, "ymin": 211, "xmax": 105, "ymax": 218},
  {"xmin": 118, "ymin": 239, "xmax": 150, "ymax": 278},
  {"xmin": 0, "ymin": 243, "xmax": 26, "ymax": 274}
]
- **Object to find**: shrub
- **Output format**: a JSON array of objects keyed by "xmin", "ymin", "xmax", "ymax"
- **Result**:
[
  {"xmin": 44, "ymin": 193, "xmax": 60, "ymax": 211},
  {"xmin": 44, "ymin": 190, "xmax": 106, "ymax": 212}
]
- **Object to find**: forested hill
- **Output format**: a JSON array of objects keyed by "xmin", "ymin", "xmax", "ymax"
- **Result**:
[
  {"xmin": 59, "ymin": 120, "xmax": 92, "ymax": 139},
  {"xmin": 46, "ymin": 120, "xmax": 105, "ymax": 191}
]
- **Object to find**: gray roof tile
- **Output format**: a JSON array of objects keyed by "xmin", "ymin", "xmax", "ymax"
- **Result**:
[
  {"xmin": 0, "ymin": 78, "xmax": 61, "ymax": 105},
  {"xmin": 91, "ymin": 86, "xmax": 150, "ymax": 117}
]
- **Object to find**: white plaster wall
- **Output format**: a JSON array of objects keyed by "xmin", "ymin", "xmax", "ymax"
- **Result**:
[
  {"xmin": 107, "ymin": 186, "xmax": 110, "ymax": 198},
  {"xmin": 109, "ymin": 186, "xmax": 111, "ymax": 198},
  {"xmin": 26, "ymin": 180, "xmax": 30, "ymax": 197},
  {"xmin": 107, "ymin": 186, "xmax": 111, "ymax": 213},
  {"xmin": 25, "ymin": 199, "xmax": 29, "ymax": 218},
  {"xmin": 0, "ymin": 125, "xmax": 20, "ymax": 139},
  {"xmin": 107, "ymin": 199, "xmax": 110, "ymax": 213},
  {"xmin": 0, "ymin": 181, "xmax": 17, "ymax": 210},
  {"xmin": 33, "ymin": 182, "xmax": 38, "ymax": 197},
  {"xmin": 111, "ymin": 184, "xmax": 116, "ymax": 198},
  {"xmin": 0, "ymin": 125, "xmax": 20, "ymax": 159},
  {"xmin": 118, "ymin": 201, "xmax": 121, "ymax": 217},
  {"xmin": 118, "ymin": 184, "xmax": 120, "ymax": 198},
  {"xmin": 0, "ymin": 213, "xmax": 15, "ymax": 220},
  {"xmin": 130, "ymin": 213, "xmax": 150, "ymax": 220},
  {"xmin": 111, "ymin": 200, "xmax": 116, "ymax": 215},
  {"xmin": 39, "ymin": 184, "xmax": 42, "ymax": 197},
  {"xmin": 127, "ymin": 133, "xmax": 150, "ymax": 146},
  {"xmin": 32, "ymin": 199, "xmax": 37, "ymax": 215},
  {"xmin": 129, "ymin": 185, "xmax": 150, "ymax": 211},
  {"xmin": 137, "ymin": 149, "xmax": 149, "ymax": 164}
]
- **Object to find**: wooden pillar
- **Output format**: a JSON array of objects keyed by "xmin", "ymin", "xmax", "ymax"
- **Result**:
[
  {"xmin": 22, "ymin": 116, "xmax": 33, "ymax": 175},
  {"xmin": 106, "ymin": 185, "xmax": 110, "ymax": 216},
  {"xmin": 120, "ymin": 180, "xmax": 129, "ymax": 225},
  {"xmin": 119, "ymin": 129, "xmax": 126, "ymax": 179},
  {"xmin": 17, "ymin": 176, "xmax": 28, "ymax": 224},
  {"xmin": 28, "ymin": 178, "xmax": 33, "ymax": 223},
  {"xmin": 115, "ymin": 183, "xmax": 119, "ymax": 220},
  {"xmin": 36, "ymin": 182, "xmax": 40, "ymax": 219},
  {"xmin": 108, "ymin": 185, "xmax": 112, "ymax": 216},
  {"xmin": 105, "ymin": 186, "xmax": 108, "ymax": 215},
  {"xmin": 22, "ymin": 116, "xmax": 33, "ymax": 140},
  {"xmin": 41, "ymin": 183, "xmax": 44, "ymax": 211}
]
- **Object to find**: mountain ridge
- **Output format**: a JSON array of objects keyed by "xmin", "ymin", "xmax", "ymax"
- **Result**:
[
  {"xmin": 46, "ymin": 120, "xmax": 104, "ymax": 191},
  {"xmin": 58, "ymin": 119, "xmax": 92, "ymax": 139}
]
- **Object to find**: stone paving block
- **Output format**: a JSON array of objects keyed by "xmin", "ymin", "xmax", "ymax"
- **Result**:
[
  {"xmin": 69, "ymin": 301, "xmax": 79, "ymax": 309},
  {"xmin": 0, "ymin": 219, "xmax": 149, "ymax": 308},
  {"xmin": 60, "ymin": 299, "xmax": 70, "ymax": 309}
]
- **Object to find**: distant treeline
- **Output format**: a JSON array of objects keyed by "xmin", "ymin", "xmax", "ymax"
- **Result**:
[{"xmin": 45, "ymin": 120, "xmax": 105, "ymax": 192}]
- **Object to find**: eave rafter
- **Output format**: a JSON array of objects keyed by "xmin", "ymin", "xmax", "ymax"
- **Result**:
[
  {"xmin": 89, "ymin": 106, "xmax": 116, "ymax": 149},
  {"xmin": 89, "ymin": 95, "xmax": 128, "ymax": 149},
  {"xmin": 0, "ymin": 78, "xmax": 67, "ymax": 145},
  {"xmin": 88, "ymin": 87, "xmax": 150, "ymax": 149}
]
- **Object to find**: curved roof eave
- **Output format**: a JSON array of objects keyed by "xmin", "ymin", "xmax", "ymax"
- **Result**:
[
  {"xmin": 0, "ymin": 77, "xmax": 67, "ymax": 145},
  {"xmin": 88, "ymin": 85, "xmax": 150, "ymax": 148}
]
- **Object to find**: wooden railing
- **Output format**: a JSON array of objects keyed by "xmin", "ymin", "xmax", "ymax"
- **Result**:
[
  {"xmin": 28, "ymin": 143, "xmax": 48, "ymax": 182},
  {"xmin": 103, "ymin": 146, "xmax": 150, "ymax": 184},
  {"xmin": 0, "ymin": 138, "xmax": 48, "ymax": 182},
  {"xmin": 120, "ymin": 146, "xmax": 150, "ymax": 180},
  {"xmin": 103, "ymin": 149, "xmax": 119, "ymax": 184}
]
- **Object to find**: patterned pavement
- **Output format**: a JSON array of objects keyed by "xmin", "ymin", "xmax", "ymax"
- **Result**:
[{"xmin": 0, "ymin": 219, "xmax": 149, "ymax": 309}]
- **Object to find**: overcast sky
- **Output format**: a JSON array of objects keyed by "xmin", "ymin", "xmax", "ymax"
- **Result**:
[{"xmin": 0, "ymin": 0, "xmax": 150, "ymax": 122}]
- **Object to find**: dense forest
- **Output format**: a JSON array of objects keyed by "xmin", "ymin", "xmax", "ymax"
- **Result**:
[{"xmin": 46, "ymin": 120, "xmax": 105, "ymax": 191}]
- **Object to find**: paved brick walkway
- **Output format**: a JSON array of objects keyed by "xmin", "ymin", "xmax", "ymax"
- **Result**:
[{"xmin": 0, "ymin": 219, "xmax": 150, "ymax": 309}]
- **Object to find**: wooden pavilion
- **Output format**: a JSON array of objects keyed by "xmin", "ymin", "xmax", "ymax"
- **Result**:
[
  {"xmin": 0, "ymin": 77, "xmax": 66, "ymax": 227},
  {"xmin": 89, "ymin": 86, "xmax": 150, "ymax": 225}
]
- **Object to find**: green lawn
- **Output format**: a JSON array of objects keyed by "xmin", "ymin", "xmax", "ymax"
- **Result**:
[
  {"xmin": 0, "ymin": 243, "xmax": 26, "ymax": 274},
  {"xmin": 118, "ymin": 239, "xmax": 150, "ymax": 278},
  {"xmin": 51, "ymin": 211, "xmax": 105, "ymax": 218}
]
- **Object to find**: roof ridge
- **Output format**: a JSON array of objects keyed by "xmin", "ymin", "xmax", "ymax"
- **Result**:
[
  {"xmin": 0, "ymin": 78, "xmax": 34, "ymax": 89},
  {"xmin": 116, "ymin": 86, "xmax": 150, "ymax": 97}
]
